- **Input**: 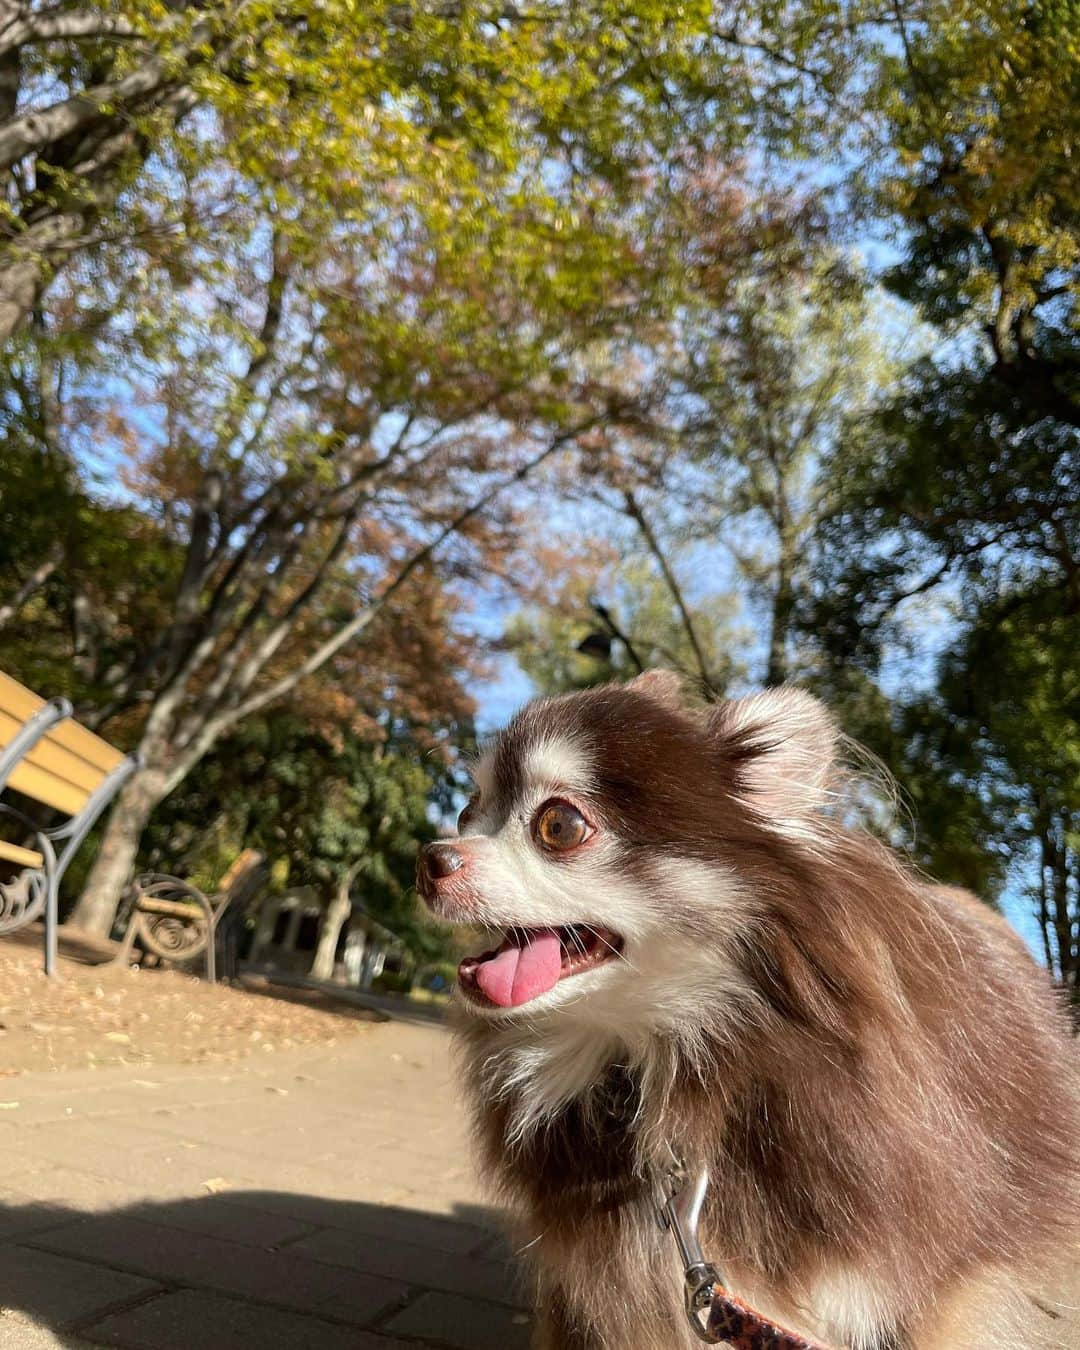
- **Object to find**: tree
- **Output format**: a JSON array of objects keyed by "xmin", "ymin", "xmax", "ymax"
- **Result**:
[
  {"xmin": 811, "ymin": 0, "xmax": 1079, "ymax": 648},
  {"xmin": 0, "ymin": 0, "xmax": 302, "ymax": 342},
  {"xmin": 870, "ymin": 0, "xmax": 1079, "ymax": 429},
  {"xmin": 0, "ymin": 3, "xmax": 776, "ymax": 939},
  {"xmin": 796, "ymin": 1, "xmax": 1078, "ymax": 1009},
  {"xmin": 811, "ymin": 0, "xmax": 1078, "ymax": 654},
  {"xmin": 0, "ymin": 0, "xmax": 869, "ymax": 346},
  {"xmin": 56, "ymin": 239, "xmax": 618, "ymax": 936},
  {"xmin": 671, "ymin": 261, "xmax": 906, "ymax": 687},
  {"xmin": 0, "ymin": 386, "xmax": 183, "ymax": 694},
  {"xmin": 893, "ymin": 595, "xmax": 1079, "ymax": 1018},
  {"xmin": 522, "ymin": 254, "xmax": 904, "ymax": 692},
  {"xmin": 0, "ymin": 0, "xmax": 884, "ymax": 938},
  {"xmin": 1, "ymin": 55, "xmax": 642, "ymax": 938},
  {"xmin": 812, "ymin": 360, "xmax": 1078, "ymax": 668}
]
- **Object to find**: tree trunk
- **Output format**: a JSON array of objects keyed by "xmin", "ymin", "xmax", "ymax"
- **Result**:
[
  {"xmin": 310, "ymin": 861, "xmax": 362, "ymax": 983},
  {"xmin": 310, "ymin": 894, "xmax": 350, "ymax": 983},
  {"xmin": 67, "ymin": 766, "xmax": 168, "ymax": 938},
  {"xmin": 765, "ymin": 548, "xmax": 795, "ymax": 688},
  {"xmin": 1054, "ymin": 805, "xmax": 1079, "ymax": 1028}
]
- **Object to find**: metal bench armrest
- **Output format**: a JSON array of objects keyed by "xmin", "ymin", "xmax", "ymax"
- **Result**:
[{"xmin": 0, "ymin": 698, "xmax": 72, "ymax": 795}]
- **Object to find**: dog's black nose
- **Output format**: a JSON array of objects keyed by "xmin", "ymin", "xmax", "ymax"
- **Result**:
[{"xmin": 421, "ymin": 842, "xmax": 465, "ymax": 880}]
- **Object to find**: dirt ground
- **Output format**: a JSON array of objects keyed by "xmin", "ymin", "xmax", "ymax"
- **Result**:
[{"xmin": 0, "ymin": 929, "xmax": 384, "ymax": 1078}]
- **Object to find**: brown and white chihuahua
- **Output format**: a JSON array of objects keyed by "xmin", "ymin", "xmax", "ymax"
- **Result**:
[{"xmin": 416, "ymin": 673, "xmax": 1080, "ymax": 1350}]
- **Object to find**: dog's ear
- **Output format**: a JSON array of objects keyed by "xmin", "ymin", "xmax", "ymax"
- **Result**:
[
  {"xmin": 626, "ymin": 668, "xmax": 684, "ymax": 710},
  {"xmin": 710, "ymin": 688, "xmax": 836, "ymax": 821}
]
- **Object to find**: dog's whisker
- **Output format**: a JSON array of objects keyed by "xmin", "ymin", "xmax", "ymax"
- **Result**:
[
  {"xmin": 581, "ymin": 923, "xmax": 638, "ymax": 973},
  {"xmin": 564, "ymin": 926, "xmax": 589, "ymax": 958}
]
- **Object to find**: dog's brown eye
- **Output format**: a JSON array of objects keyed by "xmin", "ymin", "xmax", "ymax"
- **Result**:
[
  {"xmin": 534, "ymin": 801, "xmax": 590, "ymax": 852},
  {"xmin": 458, "ymin": 793, "xmax": 479, "ymax": 832}
]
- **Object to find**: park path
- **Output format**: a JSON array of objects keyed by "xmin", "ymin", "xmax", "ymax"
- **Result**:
[
  {"xmin": 0, "ymin": 1016, "xmax": 531, "ymax": 1349},
  {"xmin": 5, "ymin": 1002, "xmax": 1077, "ymax": 1350}
]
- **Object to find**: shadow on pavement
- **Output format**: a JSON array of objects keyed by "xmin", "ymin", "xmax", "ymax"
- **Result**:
[
  {"xmin": 236, "ymin": 970, "xmax": 451, "ymax": 1028},
  {"xmin": 0, "ymin": 1189, "xmax": 531, "ymax": 1349},
  {"xmin": 6, "ymin": 927, "xmax": 449, "ymax": 1032}
]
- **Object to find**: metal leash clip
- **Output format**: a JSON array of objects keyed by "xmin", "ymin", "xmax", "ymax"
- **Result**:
[
  {"xmin": 659, "ymin": 1159, "xmax": 832, "ymax": 1350},
  {"xmin": 659, "ymin": 1163, "xmax": 726, "ymax": 1343}
]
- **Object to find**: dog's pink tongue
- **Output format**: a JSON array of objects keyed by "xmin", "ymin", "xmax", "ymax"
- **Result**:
[{"xmin": 475, "ymin": 930, "xmax": 562, "ymax": 1007}]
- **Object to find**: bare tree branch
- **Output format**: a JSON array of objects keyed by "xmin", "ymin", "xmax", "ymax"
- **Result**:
[
  {"xmin": 589, "ymin": 599, "xmax": 646, "ymax": 674},
  {"xmin": 176, "ymin": 503, "xmax": 365, "ymax": 746},
  {"xmin": 0, "ymin": 43, "xmax": 192, "ymax": 171},
  {"xmin": 622, "ymin": 487, "xmax": 718, "ymax": 693},
  {"xmin": 0, "ymin": 11, "xmax": 141, "ymax": 59},
  {"xmin": 219, "ymin": 419, "xmax": 596, "ymax": 730},
  {"xmin": 0, "ymin": 545, "xmax": 60, "ymax": 630}
]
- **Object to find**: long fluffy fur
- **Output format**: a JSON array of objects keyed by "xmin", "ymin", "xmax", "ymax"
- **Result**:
[{"xmin": 432, "ymin": 676, "xmax": 1080, "ymax": 1350}]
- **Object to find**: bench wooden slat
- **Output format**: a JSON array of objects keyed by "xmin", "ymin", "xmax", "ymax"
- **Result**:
[
  {"xmin": 136, "ymin": 896, "xmax": 207, "ymax": 921},
  {"xmin": 0, "ymin": 672, "xmax": 123, "ymax": 775},
  {"xmin": 0, "ymin": 709, "xmax": 106, "ymax": 793},
  {"xmin": 0, "ymin": 839, "xmax": 44, "ymax": 869},
  {"xmin": 5, "ymin": 760, "xmax": 89, "ymax": 815},
  {"xmin": 47, "ymin": 717, "xmax": 124, "ymax": 775}
]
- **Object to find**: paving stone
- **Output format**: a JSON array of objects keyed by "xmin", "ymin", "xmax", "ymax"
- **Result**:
[
  {"xmin": 0, "ymin": 1082, "xmax": 237, "ymax": 1129},
  {"xmin": 383, "ymin": 1290, "xmax": 533, "ymax": 1350},
  {"xmin": 288, "ymin": 1226, "xmax": 525, "ymax": 1307},
  {"xmin": 0, "ymin": 1020, "xmax": 549, "ymax": 1349},
  {"xmin": 8, "ymin": 1119, "xmax": 185, "ymax": 1171},
  {"xmin": 0, "ymin": 1244, "xmax": 160, "ymax": 1325},
  {"xmin": 216, "ymin": 1191, "xmax": 495, "ymax": 1253},
  {"xmin": 470, "ymin": 1230, "xmax": 520, "ymax": 1263},
  {"xmin": 84, "ymin": 1290, "xmax": 412, "ymax": 1350},
  {"xmin": 122, "ymin": 1196, "xmax": 313, "ymax": 1249},
  {"xmin": 0, "ymin": 1187, "xmax": 76, "ymax": 1243},
  {"xmin": 29, "ymin": 1216, "xmax": 406, "ymax": 1326},
  {"xmin": 2, "ymin": 1013, "xmax": 1077, "ymax": 1350},
  {"xmin": 133, "ymin": 1105, "xmax": 303, "ymax": 1149},
  {"xmin": 0, "ymin": 1102, "xmax": 76, "ymax": 1128},
  {"xmin": 396, "ymin": 1184, "xmax": 494, "ymax": 1218},
  {"xmin": 74, "ymin": 1141, "xmax": 264, "ymax": 1195},
  {"xmin": 142, "ymin": 1156, "xmax": 410, "ymax": 1207}
]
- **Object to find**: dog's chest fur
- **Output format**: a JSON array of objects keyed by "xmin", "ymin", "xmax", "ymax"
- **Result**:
[
  {"xmin": 459, "ymin": 996, "xmax": 1080, "ymax": 1350},
  {"xmin": 467, "ymin": 1046, "xmax": 695, "ymax": 1350},
  {"xmin": 459, "ymin": 1024, "xmax": 872, "ymax": 1350}
]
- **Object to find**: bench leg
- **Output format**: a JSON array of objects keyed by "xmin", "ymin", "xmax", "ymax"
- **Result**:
[{"xmin": 44, "ymin": 872, "xmax": 59, "ymax": 977}]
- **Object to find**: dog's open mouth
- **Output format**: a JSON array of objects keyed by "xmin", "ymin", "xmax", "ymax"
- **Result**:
[{"xmin": 457, "ymin": 925, "xmax": 623, "ymax": 1009}]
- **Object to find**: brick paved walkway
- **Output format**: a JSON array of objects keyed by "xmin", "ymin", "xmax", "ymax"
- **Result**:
[{"xmin": 0, "ymin": 1017, "xmax": 531, "ymax": 1349}]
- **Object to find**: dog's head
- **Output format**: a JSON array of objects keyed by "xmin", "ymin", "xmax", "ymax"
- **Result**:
[{"xmin": 416, "ymin": 672, "xmax": 838, "ymax": 1024}]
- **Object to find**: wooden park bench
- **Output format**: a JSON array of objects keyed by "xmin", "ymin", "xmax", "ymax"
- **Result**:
[
  {"xmin": 0, "ymin": 671, "xmax": 141, "ymax": 975},
  {"xmin": 118, "ymin": 848, "xmax": 267, "ymax": 984},
  {"xmin": 1, "ymin": 673, "xmax": 268, "ymax": 983}
]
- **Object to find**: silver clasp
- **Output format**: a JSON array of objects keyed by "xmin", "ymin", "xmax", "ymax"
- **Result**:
[{"xmin": 660, "ymin": 1164, "xmax": 725, "ymax": 1344}]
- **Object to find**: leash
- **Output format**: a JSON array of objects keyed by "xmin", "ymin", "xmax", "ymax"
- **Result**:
[{"xmin": 659, "ymin": 1162, "xmax": 832, "ymax": 1349}]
